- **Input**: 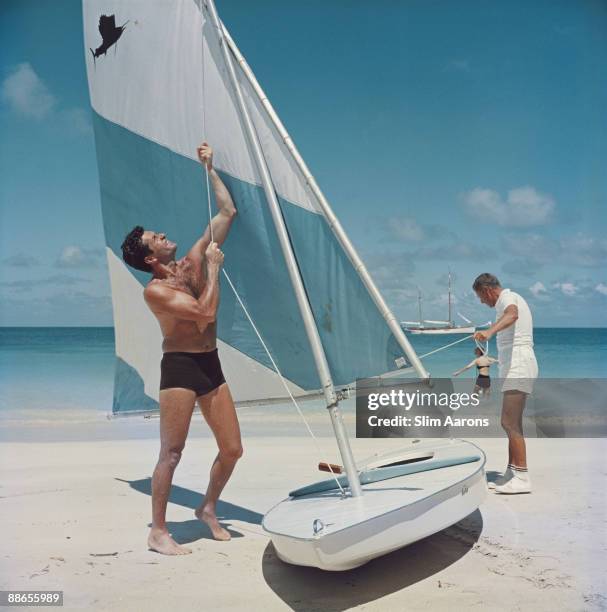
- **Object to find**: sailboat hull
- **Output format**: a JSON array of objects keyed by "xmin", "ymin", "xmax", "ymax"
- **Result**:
[{"xmin": 263, "ymin": 439, "xmax": 486, "ymax": 571}]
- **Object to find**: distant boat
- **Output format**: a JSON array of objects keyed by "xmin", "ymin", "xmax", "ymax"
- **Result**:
[{"xmin": 402, "ymin": 272, "xmax": 489, "ymax": 335}]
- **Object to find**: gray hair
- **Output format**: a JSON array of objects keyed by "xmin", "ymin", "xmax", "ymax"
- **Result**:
[{"xmin": 472, "ymin": 273, "xmax": 501, "ymax": 291}]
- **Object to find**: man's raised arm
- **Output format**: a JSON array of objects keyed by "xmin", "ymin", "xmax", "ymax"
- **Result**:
[{"xmin": 188, "ymin": 142, "xmax": 237, "ymax": 261}]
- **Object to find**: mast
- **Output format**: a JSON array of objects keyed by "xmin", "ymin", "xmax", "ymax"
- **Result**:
[
  {"xmin": 418, "ymin": 288, "xmax": 423, "ymax": 327},
  {"xmin": 448, "ymin": 270, "xmax": 452, "ymax": 325},
  {"xmin": 203, "ymin": 0, "xmax": 363, "ymax": 497},
  {"xmin": 221, "ymin": 24, "xmax": 430, "ymax": 381}
]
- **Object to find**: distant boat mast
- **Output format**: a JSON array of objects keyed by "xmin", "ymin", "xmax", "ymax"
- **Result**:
[
  {"xmin": 402, "ymin": 270, "xmax": 489, "ymax": 335},
  {"xmin": 448, "ymin": 269, "xmax": 452, "ymax": 325}
]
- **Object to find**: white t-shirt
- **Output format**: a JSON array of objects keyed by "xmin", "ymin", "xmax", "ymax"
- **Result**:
[{"xmin": 495, "ymin": 288, "xmax": 534, "ymax": 351}]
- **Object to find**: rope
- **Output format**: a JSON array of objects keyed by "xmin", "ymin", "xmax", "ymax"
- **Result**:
[
  {"xmin": 199, "ymin": 24, "xmax": 345, "ymax": 494},
  {"xmin": 201, "ymin": 27, "xmax": 213, "ymax": 244},
  {"xmin": 417, "ymin": 334, "xmax": 475, "ymax": 359},
  {"xmin": 416, "ymin": 333, "xmax": 491, "ymax": 361},
  {"xmin": 474, "ymin": 336, "xmax": 489, "ymax": 355}
]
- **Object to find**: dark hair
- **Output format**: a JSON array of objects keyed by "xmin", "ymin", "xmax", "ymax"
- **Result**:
[
  {"xmin": 121, "ymin": 226, "xmax": 152, "ymax": 273},
  {"xmin": 475, "ymin": 347, "xmax": 484, "ymax": 356},
  {"xmin": 472, "ymin": 273, "xmax": 501, "ymax": 292}
]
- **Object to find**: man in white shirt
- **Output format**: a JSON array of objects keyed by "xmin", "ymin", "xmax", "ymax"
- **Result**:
[{"xmin": 473, "ymin": 273, "xmax": 538, "ymax": 494}]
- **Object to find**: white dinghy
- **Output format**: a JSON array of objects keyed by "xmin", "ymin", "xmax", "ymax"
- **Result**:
[
  {"xmin": 264, "ymin": 439, "xmax": 486, "ymax": 571},
  {"xmin": 83, "ymin": 0, "xmax": 486, "ymax": 571}
]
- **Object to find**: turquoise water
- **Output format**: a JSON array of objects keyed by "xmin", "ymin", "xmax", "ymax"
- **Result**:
[
  {"xmin": 0, "ymin": 327, "xmax": 605, "ymax": 416},
  {"xmin": 0, "ymin": 327, "xmax": 115, "ymax": 415},
  {"xmin": 408, "ymin": 328, "xmax": 607, "ymax": 379}
]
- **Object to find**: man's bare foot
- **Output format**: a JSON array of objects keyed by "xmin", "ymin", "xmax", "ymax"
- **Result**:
[
  {"xmin": 148, "ymin": 529, "xmax": 192, "ymax": 555},
  {"xmin": 195, "ymin": 507, "xmax": 231, "ymax": 541}
]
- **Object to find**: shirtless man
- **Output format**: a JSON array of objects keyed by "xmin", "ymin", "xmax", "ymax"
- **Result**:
[{"xmin": 120, "ymin": 143, "xmax": 241, "ymax": 554}]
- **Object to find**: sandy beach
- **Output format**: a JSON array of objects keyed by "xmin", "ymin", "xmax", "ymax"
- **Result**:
[{"xmin": 1, "ymin": 411, "xmax": 605, "ymax": 612}]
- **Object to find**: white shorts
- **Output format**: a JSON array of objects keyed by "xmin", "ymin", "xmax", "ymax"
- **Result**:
[{"xmin": 498, "ymin": 345, "xmax": 538, "ymax": 394}]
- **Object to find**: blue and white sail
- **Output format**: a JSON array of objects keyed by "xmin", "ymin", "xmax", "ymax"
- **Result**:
[{"xmin": 83, "ymin": 0, "xmax": 423, "ymax": 415}]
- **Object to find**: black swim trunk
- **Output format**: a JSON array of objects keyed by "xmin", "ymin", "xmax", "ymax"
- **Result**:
[
  {"xmin": 475, "ymin": 374, "xmax": 491, "ymax": 389},
  {"xmin": 160, "ymin": 349, "xmax": 226, "ymax": 396}
]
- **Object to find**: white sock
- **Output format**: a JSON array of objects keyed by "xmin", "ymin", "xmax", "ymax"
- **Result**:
[{"xmin": 511, "ymin": 465, "xmax": 530, "ymax": 482}]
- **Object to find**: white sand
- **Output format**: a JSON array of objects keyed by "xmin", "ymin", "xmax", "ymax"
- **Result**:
[{"xmin": 1, "ymin": 414, "xmax": 606, "ymax": 611}]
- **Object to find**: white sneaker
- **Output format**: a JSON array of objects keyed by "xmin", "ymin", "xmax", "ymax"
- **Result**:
[
  {"xmin": 487, "ymin": 466, "xmax": 514, "ymax": 489},
  {"xmin": 494, "ymin": 472, "xmax": 532, "ymax": 494}
]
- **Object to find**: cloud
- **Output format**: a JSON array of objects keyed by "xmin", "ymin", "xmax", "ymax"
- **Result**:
[
  {"xmin": 381, "ymin": 217, "xmax": 457, "ymax": 244},
  {"xmin": 363, "ymin": 250, "xmax": 416, "ymax": 290},
  {"xmin": 413, "ymin": 242, "xmax": 497, "ymax": 261},
  {"xmin": 1, "ymin": 63, "xmax": 91, "ymax": 138},
  {"xmin": 2, "ymin": 254, "xmax": 41, "ymax": 268},
  {"xmin": 533, "ymin": 278, "xmax": 607, "ymax": 301},
  {"xmin": 385, "ymin": 217, "xmax": 425, "ymax": 242},
  {"xmin": 502, "ymin": 232, "xmax": 607, "ymax": 269},
  {"xmin": 502, "ymin": 233, "xmax": 557, "ymax": 265},
  {"xmin": 381, "ymin": 287, "xmax": 420, "ymax": 312},
  {"xmin": 61, "ymin": 107, "xmax": 93, "ymax": 136},
  {"xmin": 359, "ymin": 249, "xmax": 419, "ymax": 317},
  {"xmin": 1, "ymin": 63, "xmax": 56, "ymax": 119},
  {"xmin": 553, "ymin": 282, "xmax": 578, "ymax": 296},
  {"xmin": 462, "ymin": 186, "xmax": 554, "ymax": 226},
  {"xmin": 430, "ymin": 292, "xmax": 459, "ymax": 307},
  {"xmin": 56, "ymin": 246, "xmax": 105, "ymax": 269},
  {"xmin": 422, "ymin": 224, "xmax": 459, "ymax": 242},
  {"xmin": 529, "ymin": 281, "xmax": 548, "ymax": 299},
  {"xmin": 560, "ymin": 233, "xmax": 607, "ymax": 267},
  {"xmin": 501, "ymin": 259, "xmax": 542, "ymax": 277},
  {"xmin": 0, "ymin": 274, "xmax": 92, "ymax": 293}
]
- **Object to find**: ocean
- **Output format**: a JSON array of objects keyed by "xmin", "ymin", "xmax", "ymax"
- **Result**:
[{"xmin": 0, "ymin": 327, "xmax": 605, "ymax": 418}]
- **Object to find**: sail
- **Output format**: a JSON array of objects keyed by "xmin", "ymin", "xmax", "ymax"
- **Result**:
[{"xmin": 83, "ymin": 0, "xmax": 414, "ymax": 415}]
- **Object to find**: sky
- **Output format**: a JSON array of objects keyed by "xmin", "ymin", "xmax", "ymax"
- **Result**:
[{"xmin": 1, "ymin": 0, "xmax": 606, "ymax": 327}]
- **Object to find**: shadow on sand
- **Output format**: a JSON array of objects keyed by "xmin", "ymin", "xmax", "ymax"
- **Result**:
[
  {"xmin": 116, "ymin": 477, "xmax": 263, "ymax": 543},
  {"xmin": 118, "ymin": 476, "xmax": 483, "ymax": 608},
  {"xmin": 261, "ymin": 509, "xmax": 484, "ymax": 612},
  {"xmin": 485, "ymin": 470, "xmax": 505, "ymax": 484}
]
